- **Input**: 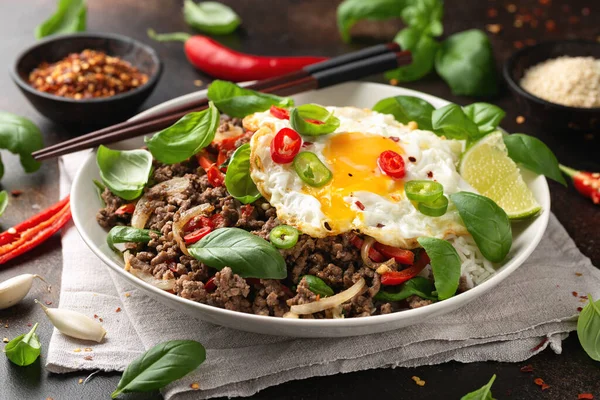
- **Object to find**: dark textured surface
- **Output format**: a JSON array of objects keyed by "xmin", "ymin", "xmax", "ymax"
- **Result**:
[{"xmin": 0, "ymin": 0, "xmax": 598, "ymax": 399}]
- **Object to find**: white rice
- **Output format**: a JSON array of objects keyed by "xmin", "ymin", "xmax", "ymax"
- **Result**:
[{"xmin": 447, "ymin": 234, "xmax": 496, "ymax": 288}]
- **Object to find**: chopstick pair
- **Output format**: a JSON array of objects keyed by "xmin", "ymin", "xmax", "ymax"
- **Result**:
[{"xmin": 33, "ymin": 43, "xmax": 410, "ymax": 161}]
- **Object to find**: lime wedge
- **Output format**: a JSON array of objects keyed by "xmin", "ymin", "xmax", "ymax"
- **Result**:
[{"xmin": 459, "ymin": 132, "xmax": 541, "ymax": 219}]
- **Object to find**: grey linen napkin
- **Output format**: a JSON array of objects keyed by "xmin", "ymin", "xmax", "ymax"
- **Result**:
[{"xmin": 46, "ymin": 152, "xmax": 600, "ymax": 399}]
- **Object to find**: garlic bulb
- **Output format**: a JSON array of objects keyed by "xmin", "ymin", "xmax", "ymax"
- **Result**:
[
  {"xmin": 35, "ymin": 300, "xmax": 107, "ymax": 343},
  {"xmin": 0, "ymin": 274, "xmax": 49, "ymax": 310}
]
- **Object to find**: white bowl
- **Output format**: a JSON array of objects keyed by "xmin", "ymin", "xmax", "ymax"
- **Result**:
[{"xmin": 71, "ymin": 82, "xmax": 550, "ymax": 337}]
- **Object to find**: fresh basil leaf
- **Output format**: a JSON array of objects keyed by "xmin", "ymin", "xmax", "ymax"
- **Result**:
[
  {"xmin": 373, "ymin": 95, "xmax": 434, "ymax": 130},
  {"xmin": 385, "ymin": 27, "xmax": 440, "ymax": 83},
  {"xmin": 417, "ymin": 237, "xmax": 461, "ymax": 300},
  {"xmin": 0, "ymin": 112, "xmax": 44, "ymax": 179},
  {"xmin": 35, "ymin": 0, "xmax": 86, "ymax": 39},
  {"xmin": 401, "ymin": 0, "xmax": 443, "ymax": 37},
  {"xmin": 97, "ymin": 146, "xmax": 153, "ymax": 201},
  {"xmin": 460, "ymin": 374, "xmax": 496, "ymax": 400},
  {"xmin": 435, "ymin": 29, "xmax": 498, "ymax": 97},
  {"xmin": 577, "ymin": 294, "xmax": 600, "ymax": 362},
  {"xmin": 431, "ymin": 104, "xmax": 481, "ymax": 140},
  {"xmin": 0, "ymin": 190, "xmax": 8, "ymax": 217},
  {"xmin": 183, "ymin": 0, "xmax": 240, "ymax": 35},
  {"xmin": 146, "ymin": 102, "xmax": 220, "ymax": 165},
  {"xmin": 225, "ymin": 144, "xmax": 261, "ymax": 204},
  {"xmin": 112, "ymin": 340, "xmax": 205, "ymax": 398},
  {"xmin": 450, "ymin": 192, "xmax": 512, "ymax": 263},
  {"xmin": 303, "ymin": 275, "xmax": 334, "ymax": 297},
  {"xmin": 107, "ymin": 226, "xmax": 158, "ymax": 253},
  {"xmin": 4, "ymin": 323, "xmax": 41, "ymax": 367},
  {"xmin": 337, "ymin": 0, "xmax": 407, "ymax": 43},
  {"xmin": 374, "ymin": 276, "xmax": 436, "ymax": 302},
  {"xmin": 207, "ymin": 80, "xmax": 294, "ymax": 118},
  {"xmin": 188, "ymin": 227, "xmax": 287, "ymax": 279},
  {"xmin": 463, "ymin": 103, "xmax": 506, "ymax": 136},
  {"xmin": 290, "ymin": 104, "xmax": 340, "ymax": 136},
  {"xmin": 503, "ymin": 134, "xmax": 567, "ymax": 186}
]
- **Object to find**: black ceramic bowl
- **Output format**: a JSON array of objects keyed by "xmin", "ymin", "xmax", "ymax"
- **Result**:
[
  {"xmin": 11, "ymin": 32, "xmax": 162, "ymax": 129},
  {"xmin": 503, "ymin": 40, "xmax": 600, "ymax": 133}
]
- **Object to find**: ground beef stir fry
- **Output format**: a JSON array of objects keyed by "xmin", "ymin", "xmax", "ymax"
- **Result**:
[{"xmin": 96, "ymin": 119, "xmax": 429, "ymax": 318}]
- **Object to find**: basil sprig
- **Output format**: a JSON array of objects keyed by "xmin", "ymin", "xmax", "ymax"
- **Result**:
[
  {"xmin": 432, "ymin": 104, "xmax": 481, "ymax": 141},
  {"xmin": 0, "ymin": 112, "xmax": 44, "ymax": 180},
  {"xmin": 188, "ymin": 228, "xmax": 287, "ymax": 279},
  {"xmin": 503, "ymin": 134, "xmax": 567, "ymax": 186},
  {"xmin": 146, "ymin": 102, "xmax": 220, "ymax": 165},
  {"xmin": 460, "ymin": 375, "xmax": 496, "ymax": 400},
  {"xmin": 373, "ymin": 95, "xmax": 434, "ymax": 130},
  {"xmin": 36, "ymin": 0, "xmax": 87, "ymax": 39},
  {"xmin": 417, "ymin": 237, "xmax": 461, "ymax": 300},
  {"xmin": 385, "ymin": 27, "xmax": 440, "ymax": 83},
  {"xmin": 4, "ymin": 323, "xmax": 41, "ymax": 367},
  {"xmin": 97, "ymin": 146, "xmax": 153, "ymax": 201},
  {"xmin": 463, "ymin": 103, "xmax": 505, "ymax": 136},
  {"xmin": 450, "ymin": 192, "xmax": 512, "ymax": 263},
  {"xmin": 224, "ymin": 144, "xmax": 262, "ymax": 204},
  {"xmin": 303, "ymin": 275, "xmax": 334, "ymax": 297},
  {"xmin": 374, "ymin": 276, "xmax": 436, "ymax": 302},
  {"xmin": 577, "ymin": 294, "xmax": 600, "ymax": 361},
  {"xmin": 112, "ymin": 340, "xmax": 205, "ymax": 398},
  {"xmin": 0, "ymin": 190, "xmax": 8, "ymax": 217},
  {"xmin": 183, "ymin": 0, "xmax": 240, "ymax": 35},
  {"xmin": 207, "ymin": 80, "xmax": 294, "ymax": 118},
  {"xmin": 107, "ymin": 226, "xmax": 158, "ymax": 253},
  {"xmin": 290, "ymin": 104, "xmax": 340, "ymax": 136}
]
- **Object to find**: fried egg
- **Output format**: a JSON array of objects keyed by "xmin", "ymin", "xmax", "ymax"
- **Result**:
[{"xmin": 246, "ymin": 106, "xmax": 475, "ymax": 249}]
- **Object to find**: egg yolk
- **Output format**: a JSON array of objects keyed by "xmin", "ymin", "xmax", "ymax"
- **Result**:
[{"xmin": 304, "ymin": 132, "xmax": 404, "ymax": 231}]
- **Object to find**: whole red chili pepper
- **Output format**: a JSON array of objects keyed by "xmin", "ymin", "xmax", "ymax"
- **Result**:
[
  {"xmin": 148, "ymin": 29, "xmax": 327, "ymax": 82},
  {"xmin": 560, "ymin": 165, "xmax": 600, "ymax": 205}
]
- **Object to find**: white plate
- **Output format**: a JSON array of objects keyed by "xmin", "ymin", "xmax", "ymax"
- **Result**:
[{"xmin": 71, "ymin": 82, "xmax": 550, "ymax": 337}]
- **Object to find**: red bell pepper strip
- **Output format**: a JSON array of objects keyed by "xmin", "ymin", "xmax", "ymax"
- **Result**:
[
  {"xmin": 0, "ymin": 196, "xmax": 72, "ymax": 265},
  {"xmin": 374, "ymin": 242, "xmax": 415, "ymax": 265},
  {"xmin": 380, "ymin": 252, "xmax": 430, "ymax": 286},
  {"xmin": 148, "ymin": 30, "xmax": 327, "ymax": 82},
  {"xmin": 115, "ymin": 203, "xmax": 136, "ymax": 215},
  {"xmin": 560, "ymin": 165, "xmax": 600, "ymax": 205},
  {"xmin": 184, "ymin": 226, "xmax": 212, "ymax": 245}
]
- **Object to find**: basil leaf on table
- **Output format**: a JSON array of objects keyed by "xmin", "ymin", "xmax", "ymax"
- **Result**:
[
  {"xmin": 4, "ymin": 323, "xmax": 41, "ymax": 367},
  {"xmin": 290, "ymin": 104, "xmax": 340, "ymax": 136},
  {"xmin": 0, "ymin": 112, "xmax": 44, "ymax": 179},
  {"xmin": 450, "ymin": 192, "xmax": 512, "ymax": 263},
  {"xmin": 0, "ymin": 190, "xmax": 8, "ymax": 217},
  {"xmin": 303, "ymin": 275, "xmax": 335, "ymax": 297},
  {"xmin": 96, "ymin": 145, "xmax": 153, "ymax": 201},
  {"xmin": 503, "ymin": 134, "xmax": 567, "ymax": 186},
  {"xmin": 337, "ymin": 0, "xmax": 406, "ymax": 43},
  {"xmin": 146, "ymin": 102, "xmax": 220, "ymax": 165},
  {"xmin": 460, "ymin": 374, "xmax": 496, "ymax": 400},
  {"xmin": 431, "ymin": 104, "xmax": 481, "ymax": 140},
  {"xmin": 435, "ymin": 29, "xmax": 498, "ymax": 97},
  {"xmin": 417, "ymin": 237, "xmax": 461, "ymax": 300},
  {"xmin": 463, "ymin": 102, "xmax": 506, "ymax": 136},
  {"xmin": 188, "ymin": 227, "xmax": 287, "ymax": 279},
  {"xmin": 374, "ymin": 276, "xmax": 436, "ymax": 302},
  {"xmin": 373, "ymin": 95, "xmax": 434, "ymax": 131},
  {"xmin": 112, "ymin": 340, "xmax": 205, "ymax": 398},
  {"xmin": 35, "ymin": 0, "xmax": 86, "ymax": 39},
  {"xmin": 224, "ymin": 144, "xmax": 262, "ymax": 204},
  {"xmin": 107, "ymin": 226, "xmax": 158, "ymax": 253},
  {"xmin": 385, "ymin": 27, "xmax": 440, "ymax": 83},
  {"xmin": 577, "ymin": 294, "xmax": 600, "ymax": 361},
  {"xmin": 183, "ymin": 0, "xmax": 241, "ymax": 35},
  {"xmin": 400, "ymin": 0, "xmax": 443, "ymax": 37},
  {"xmin": 207, "ymin": 80, "xmax": 294, "ymax": 118}
]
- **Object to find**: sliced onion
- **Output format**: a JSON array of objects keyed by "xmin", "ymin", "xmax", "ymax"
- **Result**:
[
  {"xmin": 131, "ymin": 177, "xmax": 191, "ymax": 229},
  {"xmin": 290, "ymin": 278, "xmax": 365, "ymax": 315},
  {"xmin": 361, "ymin": 236, "xmax": 396, "ymax": 270},
  {"xmin": 283, "ymin": 312, "xmax": 299, "ymax": 319},
  {"xmin": 131, "ymin": 195, "xmax": 151, "ymax": 229},
  {"xmin": 331, "ymin": 305, "xmax": 344, "ymax": 319},
  {"xmin": 172, "ymin": 203, "xmax": 214, "ymax": 256},
  {"xmin": 148, "ymin": 177, "xmax": 190, "ymax": 197},
  {"xmin": 123, "ymin": 251, "xmax": 175, "ymax": 291}
]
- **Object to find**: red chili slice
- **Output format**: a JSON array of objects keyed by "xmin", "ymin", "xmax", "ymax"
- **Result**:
[
  {"xmin": 373, "ymin": 243, "xmax": 415, "ymax": 265},
  {"xmin": 115, "ymin": 203, "xmax": 136, "ymax": 215},
  {"xmin": 184, "ymin": 226, "xmax": 212, "ymax": 245},
  {"xmin": 217, "ymin": 150, "xmax": 228, "ymax": 171},
  {"xmin": 210, "ymin": 213, "xmax": 225, "ymax": 228},
  {"xmin": 196, "ymin": 151, "xmax": 215, "ymax": 171},
  {"xmin": 240, "ymin": 204, "xmax": 254, "ymax": 218},
  {"xmin": 270, "ymin": 105, "xmax": 290, "ymax": 120},
  {"xmin": 185, "ymin": 216, "xmax": 213, "ymax": 232},
  {"xmin": 270, "ymin": 127, "xmax": 302, "ymax": 164},
  {"xmin": 380, "ymin": 252, "xmax": 430, "ymax": 286},
  {"xmin": 218, "ymin": 134, "xmax": 244, "ymax": 151},
  {"xmin": 349, "ymin": 235, "xmax": 385, "ymax": 263},
  {"xmin": 207, "ymin": 165, "xmax": 224, "ymax": 187},
  {"xmin": 204, "ymin": 277, "xmax": 216, "ymax": 292},
  {"xmin": 377, "ymin": 150, "xmax": 405, "ymax": 179}
]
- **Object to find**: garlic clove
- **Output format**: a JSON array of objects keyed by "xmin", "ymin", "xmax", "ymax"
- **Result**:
[
  {"xmin": 0, "ymin": 274, "xmax": 49, "ymax": 310},
  {"xmin": 35, "ymin": 300, "xmax": 107, "ymax": 343}
]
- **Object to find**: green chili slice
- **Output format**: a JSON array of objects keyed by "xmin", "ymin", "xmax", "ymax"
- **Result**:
[
  {"xmin": 269, "ymin": 225, "xmax": 299, "ymax": 249},
  {"xmin": 303, "ymin": 275, "xmax": 334, "ymax": 297},
  {"xmin": 405, "ymin": 180, "xmax": 444, "ymax": 203},
  {"xmin": 293, "ymin": 151, "xmax": 333, "ymax": 187},
  {"xmin": 418, "ymin": 195, "xmax": 449, "ymax": 217}
]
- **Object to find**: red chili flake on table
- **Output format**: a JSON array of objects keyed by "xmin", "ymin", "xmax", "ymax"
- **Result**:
[
  {"xmin": 577, "ymin": 307, "xmax": 583, "ymax": 312},
  {"xmin": 578, "ymin": 393, "xmax": 594, "ymax": 399},
  {"xmin": 355, "ymin": 201, "xmax": 365, "ymax": 211},
  {"xmin": 576, "ymin": 272, "xmax": 583, "ymax": 276},
  {"xmin": 115, "ymin": 307, "xmax": 121, "ymax": 313},
  {"xmin": 580, "ymin": 295, "xmax": 588, "ymax": 300},
  {"xmin": 389, "ymin": 136, "xmax": 400, "ymax": 142},
  {"xmin": 520, "ymin": 364, "xmax": 534, "ymax": 372},
  {"xmin": 541, "ymin": 383, "xmax": 550, "ymax": 390},
  {"xmin": 534, "ymin": 378, "xmax": 545, "ymax": 386},
  {"xmin": 545, "ymin": 20, "xmax": 556, "ymax": 32},
  {"xmin": 530, "ymin": 337, "xmax": 548, "ymax": 352},
  {"xmin": 487, "ymin": 7, "xmax": 498, "ymax": 18},
  {"xmin": 514, "ymin": 41, "xmax": 524, "ymax": 49},
  {"xmin": 10, "ymin": 190, "xmax": 22, "ymax": 197},
  {"xmin": 573, "ymin": 291, "xmax": 579, "ymax": 297}
]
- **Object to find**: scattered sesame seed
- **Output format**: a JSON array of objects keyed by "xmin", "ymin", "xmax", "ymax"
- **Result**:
[
  {"xmin": 78, "ymin": 378, "xmax": 84, "ymax": 384},
  {"xmin": 575, "ymin": 272, "xmax": 582, "ymax": 276},
  {"xmin": 486, "ymin": 24, "xmax": 502, "ymax": 34},
  {"xmin": 193, "ymin": 80, "xmax": 203, "ymax": 87},
  {"xmin": 190, "ymin": 382, "xmax": 200, "ymax": 390},
  {"xmin": 516, "ymin": 116, "xmax": 525, "ymax": 124},
  {"xmin": 3, "ymin": 338, "xmax": 9, "ymax": 343},
  {"xmin": 73, "ymin": 348, "xmax": 82, "ymax": 353},
  {"xmin": 407, "ymin": 121, "xmax": 418, "ymax": 130}
]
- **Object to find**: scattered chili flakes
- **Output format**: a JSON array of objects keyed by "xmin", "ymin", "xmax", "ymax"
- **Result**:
[
  {"xmin": 193, "ymin": 80, "xmax": 203, "ymax": 87},
  {"xmin": 389, "ymin": 78, "xmax": 399, "ymax": 86},
  {"xmin": 573, "ymin": 291, "xmax": 579, "ymax": 297},
  {"xmin": 530, "ymin": 337, "xmax": 548, "ymax": 352},
  {"xmin": 411, "ymin": 376, "xmax": 426, "ymax": 386},
  {"xmin": 581, "ymin": 7, "xmax": 590, "ymax": 17},
  {"xmin": 93, "ymin": 314, "xmax": 98, "ymax": 319},
  {"xmin": 486, "ymin": 24, "xmax": 502, "ymax": 34},
  {"xmin": 514, "ymin": 40, "xmax": 524, "ymax": 49},
  {"xmin": 427, "ymin": 171, "xmax": 433, "ymax": 178},
  {"xmin": 577, "ymin": 307, "xmax": 583, "ymax": 312},
  {"xmin": 45, "ymin": 300, "xmax": 52, "ymax": 305},
  {"xmin": 534, "ymin": 378, "xmax": 545, "ymax": 386},
  {"xmin": 73, "ymin": 348, "xmax": 82, "ymax": 353},
  {"xmin": 541, "ymin": 383, "xmax": 550, "ymax": 390},
  {"xmin": 516, "ymin": 116, "xmax": 525, "ymax": 124},
  {"xmin": 538, "ymin": 0, "xmax": 550, "ymax": 5},
  {"xmin": 545, "ymin": 20, "xmax": 556, "ymax": 32},
  {"xmin": 507, "ymin": 4, "xmax": 517, "ymax": 13},
  {"xmin": 514, "ymin": 19, "xmax": 524, "ymax": 28},
  {"xmin": 530, "ymin": 19, "xmax": 538, "ymax": 28},
  {"xmin": 533, "ymin": 7, "xmax": 543, "ymax": 17},
  {"xmin": 190, "ymin": 382, "xmax": 200, "ymax": 390},
  {"xmin": 525, "ymin": 39, "xmax": 537, "ymax": 46},
  {"xmin": 27, "ymin": 323, "xmax": 32, "ymax": 327},
  {"xmin": 575, "ymin": 272, "xmax": 583, "ymax": 276},
  {"xmin": 316, "ymin": 294, "xmax": 321, "ymax": 301},
  {"xmin": 578, "ymin": 393, "xmax": 594, "ymax": 399},
  {"xmin": 115, "ymin": 307, "xmax": 122, "ymax": 313},
  {"xmin": 99, "ymin": 318, "xmax": 104, "ymax": 322},
  {"xmin": 408, "ymin": 156, "xmax": 417, "ymax": 163},
  {"xmin": 520, "ymin": 364, "xmax": 534, "ymax": 372},
  {"xmin": 83, "ymin": 355, "xmax": 93, "ymax": 361},
  {"xmin": 487, "ymin": 7, "xmax": 498, "ymax": 18},
  {"xmin": 580, "ymin": 295, "xmax": 588, "ymax": 300},
  {"xmin": 10, "ymin": 190, "xmax": 23, "ymax": 197},
  {"xmin": 78, "ymin": 378, "xmax": 84, "ymax": 384}
]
